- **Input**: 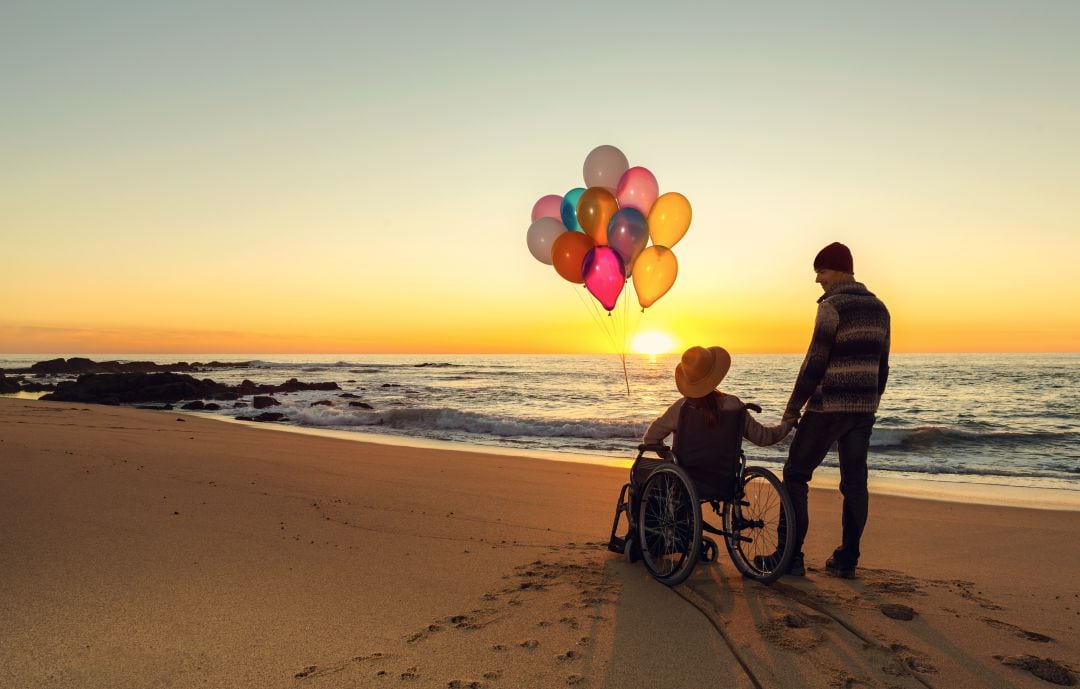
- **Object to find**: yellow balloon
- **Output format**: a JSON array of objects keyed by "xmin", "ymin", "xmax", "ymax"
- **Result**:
[
  {"xmin": 647, "ymin": 192, "xmax": 692, "ymax": 248},
  {"xmin": 633, "ymin": 245, "xmax": 678, "ymax": 308}
]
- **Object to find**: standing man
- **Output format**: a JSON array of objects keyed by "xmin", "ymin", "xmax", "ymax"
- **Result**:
[{"xmin": 781, "ymin": 242, "xmax": 890, "ymax": 578}]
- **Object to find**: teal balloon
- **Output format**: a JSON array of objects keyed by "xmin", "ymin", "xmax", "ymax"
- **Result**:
[{"xmin": 561, "ymin": 187, "xmax": 586, "ymax": 233}]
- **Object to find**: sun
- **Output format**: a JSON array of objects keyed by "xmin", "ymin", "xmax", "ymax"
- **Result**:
[{"xmin": 631, "ymin": 331, "xmax": 677, "ymax": 357}]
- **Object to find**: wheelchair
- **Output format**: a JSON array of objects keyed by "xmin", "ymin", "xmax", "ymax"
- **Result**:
[{"xmin": 608, "ymin": 402, "xmax": 796, "ymax": 587}]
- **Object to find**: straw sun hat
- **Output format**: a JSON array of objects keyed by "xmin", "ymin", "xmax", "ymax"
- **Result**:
[{"xmin": 675, "ymin": 346, "xmax": 732, "ymax": 398}]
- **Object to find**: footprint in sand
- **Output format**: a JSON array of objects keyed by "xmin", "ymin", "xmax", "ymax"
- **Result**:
[
  {"xmin": 995, "ymin": 655, "xmax": 1075, "ymax": 686},
  {"xmin": 447, "ymin": 680, "xmax": 482, "ymax": 689},
  {"xmin": 294, "ymin": 665, "xmax": 317, "ymax": 679},
  {"xmin": 933, "ymin": 579, "xmax": 1005, "ymax": 610},
  {"xmin": 400, "ymin": 666, "xmax": 419, "ymax": 680},
  {"xmin": 888, "ymin": 643, "xmax": 938, "ymax": 675},
  {"xmin": 519, "ymin": 639, "xmax": 540, "ymax": 650},
  {"xmin": 566, "ymin": 675, "xmax": 584, "ymax": 685},
  {"xmin": 879, "ymin": 603, "xmax": 917, "ymax": 621},
  {"xmin": 758, "ymin": 611, "xmax": 830, "ymax": 651},
  {"xmin": 982, "ymin": 617, "xmax": 1054, "ymax": 642},
  {"xmin": 556, "ymin": 650, "xmax": 580, "ymax": 663}
]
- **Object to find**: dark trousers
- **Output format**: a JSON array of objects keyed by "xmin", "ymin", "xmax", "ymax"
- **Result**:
[{"xmin": 783, "ymin": 411, "xmax": 876, "ymax": 565}]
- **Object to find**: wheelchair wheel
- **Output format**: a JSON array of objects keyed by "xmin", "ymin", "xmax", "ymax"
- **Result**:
[
  {"xmin": 723, "ymin": 466, "xmax": 795, "ymax": 584},
  {"xmin": 637, "ymin": 464, "xmax": 701, "ymax": 586}
]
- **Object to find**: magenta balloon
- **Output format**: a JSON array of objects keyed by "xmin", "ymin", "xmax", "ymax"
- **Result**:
[
  {"xmin": 606, "ymin": 208, "xmax": 649, "ymax": 275},
  {"xmin": 615, "ymin": 166, "xmax": 659, "ymax": 215},
  {"xmin": 583, "ymin": 246, "xmax": 626, "ymax": 311},
  {"xmin": 531, "ymin": 194, "xmax": 563, "ymax": 222}
]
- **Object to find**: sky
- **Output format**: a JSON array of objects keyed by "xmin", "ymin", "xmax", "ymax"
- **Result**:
[{"xmin": 2, "ymin": 1, "xmax": 1078, "ymax": 354}]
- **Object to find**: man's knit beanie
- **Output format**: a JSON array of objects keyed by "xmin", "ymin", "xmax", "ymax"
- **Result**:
[{"xmin": 813, "ymin": 242, "xmax": 854, "ymax": 274}]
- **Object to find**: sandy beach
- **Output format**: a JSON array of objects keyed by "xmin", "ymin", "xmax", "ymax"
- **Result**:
[{"xmin": 1, "ymin": 397, "xmax": 1077, "ymax": 688}]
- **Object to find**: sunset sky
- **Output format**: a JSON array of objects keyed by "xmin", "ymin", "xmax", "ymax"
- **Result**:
[{"xmin": 2, "ymin": 2, "xmax": 1078, "ymax": 354}]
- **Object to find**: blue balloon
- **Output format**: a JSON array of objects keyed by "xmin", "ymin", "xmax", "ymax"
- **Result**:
[{"xmin": 561, "ymin": 187, "xmax": 586, "ymax": 233}]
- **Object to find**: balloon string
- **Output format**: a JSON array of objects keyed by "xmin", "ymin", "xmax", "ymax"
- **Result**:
[
  {"xmin": 628, "ymin": 299, "xmax": 646, "ymax": 361},
  {"xmin": 620, "ymin": 289, "xmax": 631, "ymax": 396},
  {"xmin": 592, "ymin": 293, "xmax": 619, "ymax": 351},
  {"xmin": 572, "ymin": 284, "xmax": 619, "ymax": 352}
]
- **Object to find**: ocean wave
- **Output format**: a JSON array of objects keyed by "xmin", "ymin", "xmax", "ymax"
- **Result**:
[
  {"xmin": 285, "ymin": 406, "xmax": 646, "ymax": 439},
  {"xmin": 871, "ymin": 426, "xmax": 1079, "ymax": 449},
  {"xmin": 871, "ymin": 462, "xmax": 1077, "ymax": 481}
]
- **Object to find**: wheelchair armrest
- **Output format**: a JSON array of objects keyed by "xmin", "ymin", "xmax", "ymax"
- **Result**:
[{"xmin": 744, "ymin": 403, "xmax": 762, "ymax": 414}]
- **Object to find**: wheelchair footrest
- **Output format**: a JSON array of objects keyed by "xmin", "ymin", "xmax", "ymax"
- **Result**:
[{"xmin": 607, "ymin": 535, "xmax": 627, "ymax": 554}]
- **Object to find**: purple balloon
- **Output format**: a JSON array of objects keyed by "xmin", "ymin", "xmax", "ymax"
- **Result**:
[
  {"xmin": 606, "ymin": 208, "xmax": 649, "ymax": 275},
  {"xmin": 583, "ymin": 246, "xmax": 625, "ymax": 311}
]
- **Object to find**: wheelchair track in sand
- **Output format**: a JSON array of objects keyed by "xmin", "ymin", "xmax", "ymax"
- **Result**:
[{"xmin": 672, "ymin": 560, "xmax": 1076, "ymax": 689}]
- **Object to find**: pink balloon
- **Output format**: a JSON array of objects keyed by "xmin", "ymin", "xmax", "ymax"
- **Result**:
[
  {"xmin": 615, "ymin": 167, "xmax": 659, "ymax": 215},
  {"xmin": 531, "ymin": 194, "xmax": 563, "ymax": 222},
  {"xmin": 583, "ymin": 246, "xmax": 625, "ymax": 311}
]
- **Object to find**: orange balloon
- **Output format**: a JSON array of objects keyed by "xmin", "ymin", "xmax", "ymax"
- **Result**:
[
  {"xmin": 576, "ymin": 187, "xmax": 619, "ymax": 245},
  {"xmin": 632, "ymin": 245, "xmax": 678, "ymax": 308},
  {"xmin": 647, "ymin": 192, "xmax": 692, "ymax": 248},
  {"xmin": 551, "ymin": 231, "xmax": 596, "ymax": 284}
]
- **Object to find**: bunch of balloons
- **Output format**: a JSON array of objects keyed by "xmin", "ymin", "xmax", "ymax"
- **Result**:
[{"xmin": 526, "ymin": 145, "xmax": 691, "ymax": 312}]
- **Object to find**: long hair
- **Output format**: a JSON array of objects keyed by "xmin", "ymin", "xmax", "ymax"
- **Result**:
[{"xmin": 685, "ymin": 390, "xmax": 721, "ymax": 427}]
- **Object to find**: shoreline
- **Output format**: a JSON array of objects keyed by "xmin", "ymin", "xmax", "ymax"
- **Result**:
[
  {"xmin": 4, "ymin": 393, "xmax": 1077, "ymax": 510},
  {"xmin": 189, "ymin": 406, "xmax": 1080, "ymax": 512}
]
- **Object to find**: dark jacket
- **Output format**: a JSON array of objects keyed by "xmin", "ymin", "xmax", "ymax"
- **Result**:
[{"xmin": 785, "ymin": 281, "xmax": 890, "ymax": 418}]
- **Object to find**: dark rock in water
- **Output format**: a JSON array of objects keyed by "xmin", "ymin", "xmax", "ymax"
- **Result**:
[
  {"xmin": 19, "ymin": 382, "xmax": 57, "ymax": 392},
  {"xmin": 310, "ymin": 400, "xmax": 333, "ymax": 407},
  {"xmin": 5, "ymin": 357, "xmax": 254, "ymax": 376},
  {"xmin": 30, "ymin": 357, "xmax": 96, "ymax": 374},
  {"xmin": 0, "ymin": 374, "xmax": 20, "ymax": 394},
  {"xmin": 237, "ymin": 412, "xmax": 286, "ymax": 423},
  {"xmin": 42, "ymin": 373, "xmax": 228, "ymax": 405},
  {"xmin": 253, "ymin": 396, "xmax": 280, "ymax": 409},
  {"xmin": 348, "ymin": 401, "xmax": 374, "ymax": 409},
  {"xmin": 233, "ymin": 402, "xmax": 248, "ymax": 408},
  {"xmin": 181, "ymin": 401, "xmax": 206, "ymax": 410},
  {"xmin": 135, "ymin": 404, "xmax": 174, "ymax": 410},
  {"xmin": 203, "ymin": 403, "xmax": 221, "ymax": 411},
  {"xmin": 30, "ymin": 369, "xmax": 338, "ymax": 408},
  {"xmin": 381, "ymin": 383, "xmax": 401, "ymax": 388},
  {"xmin": 340, "ymin": 392, "xmax": 362, "ymax": 399},
  {"xmin": 233, "ymin": 378, "xmax": 340, "ymax": 395}
]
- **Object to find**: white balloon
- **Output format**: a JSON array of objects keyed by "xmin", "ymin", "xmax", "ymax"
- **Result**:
[
  {"xmin": 583, "ymin": 145, "xmax": 629, "ymax": 191},
  {"xmin": 526, "ymin": 217, "xmax": 566, "ymax": 265}
]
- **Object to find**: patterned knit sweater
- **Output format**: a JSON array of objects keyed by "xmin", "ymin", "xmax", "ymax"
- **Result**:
[{"xmin": 785, "ymin": 280, "xmax": 891, "ymax": 417}]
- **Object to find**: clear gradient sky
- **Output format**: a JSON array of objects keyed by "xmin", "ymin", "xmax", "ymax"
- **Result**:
[{"xmin": 2, "ymin": 2, "xmax": 1078, "ymax": 354}]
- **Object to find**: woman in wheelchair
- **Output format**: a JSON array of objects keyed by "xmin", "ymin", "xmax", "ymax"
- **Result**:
[
  {"xmin": 643, "ymin": 345, "xmax": 792, "ymax": 457},
  {"xmin": 610, "ymin": 345, "xmax": 796, "ymax": 586}
]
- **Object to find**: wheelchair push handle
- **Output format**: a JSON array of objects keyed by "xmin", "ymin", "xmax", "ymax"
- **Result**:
[{"xmin": 636, "ymin": 442, "xmax": 672, "ymax": 460}]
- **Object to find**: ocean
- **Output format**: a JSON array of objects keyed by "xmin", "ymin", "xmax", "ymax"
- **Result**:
[{"xmin": 2, "ymin": 353, "xmax": 1077, "ymax": 492}]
